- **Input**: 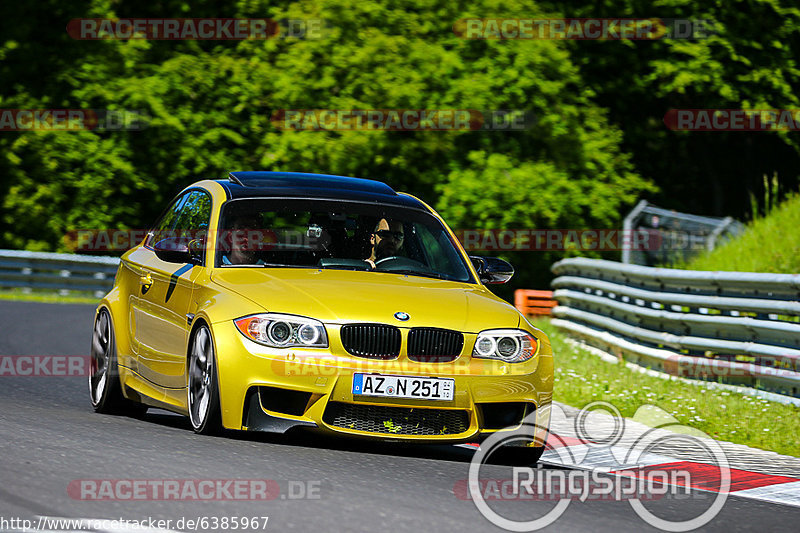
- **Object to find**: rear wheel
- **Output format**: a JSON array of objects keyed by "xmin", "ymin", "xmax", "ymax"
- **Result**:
[
  {"xmin": 89, "ymin": 308, "xmax": 147, "ymax": 416},
  {"xmin": 188, "ymin": 324, "xmax": 222, "ymax": 435}
]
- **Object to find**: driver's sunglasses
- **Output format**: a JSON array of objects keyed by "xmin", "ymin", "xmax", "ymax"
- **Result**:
[{"xmin": 374, "ymin": 230, "xmax": 404, "ymax": 240}]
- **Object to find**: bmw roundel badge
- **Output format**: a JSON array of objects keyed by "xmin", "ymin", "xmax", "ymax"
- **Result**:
[{"xmin": 394, "ymin": 311, "xmax": 410, "ymax": 321}]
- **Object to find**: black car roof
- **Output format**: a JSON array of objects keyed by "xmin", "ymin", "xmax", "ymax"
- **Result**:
[{"xmin": 216, "ymin": 172, "xmax": 426, "ymax": 209}]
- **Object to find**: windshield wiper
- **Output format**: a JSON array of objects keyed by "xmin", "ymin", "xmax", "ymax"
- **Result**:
[
  {"xmin": 318, "ymin": 264, "xmax": 371, "ymax": 272},
  {"xmin": 381, "ymin": 269, "xmax": 448, "ymax": 280},
  {"xmin": 260, "ymin": 262, "xmax": 313, "ymax": 268}
]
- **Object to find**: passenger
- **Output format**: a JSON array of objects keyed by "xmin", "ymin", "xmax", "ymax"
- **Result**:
[{"xmin": 223, "ymin": 213, "xmax": 265, "ymax": 265}]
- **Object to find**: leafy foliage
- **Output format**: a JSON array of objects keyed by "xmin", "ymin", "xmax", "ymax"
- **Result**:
[
  {"xmin": 541, "ymin": 0, "xmax": 800, "ymax": 215},
  {"xmin": 1, "ymin": 0, "xmax": 798, "ymax": 288}
]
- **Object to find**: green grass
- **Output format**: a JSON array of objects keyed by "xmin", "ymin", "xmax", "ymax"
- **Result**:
[
  {"xmin": 0, "ymin": 288, "xmax": 99, "ymax": 305},
  {"xmin": 679, "ymin": 192, "xmax": 800, "ymax": 273},
  {"xmin": 531, "ymin": 318, "xmax": 800, "ymax": 457}
]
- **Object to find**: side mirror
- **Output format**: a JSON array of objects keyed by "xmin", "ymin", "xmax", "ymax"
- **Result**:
[
  {"xmin": 470, "ymin": 255, "xmax": 514, "ymax": 284},
  {"xmin": 154, "ymin": 238, "xmax": 203, "ymax": 265}
]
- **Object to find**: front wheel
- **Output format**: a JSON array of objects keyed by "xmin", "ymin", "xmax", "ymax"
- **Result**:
[{"xmin": 188, "ymin": 325, "xmax": 222, "ymax": 435}]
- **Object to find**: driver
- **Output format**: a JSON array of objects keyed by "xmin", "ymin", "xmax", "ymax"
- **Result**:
[
  {"xmin": 366, "ymin": 218, "xmax": 404, "ymax": 268},
  {"xmin": 223, "ymin": 212, "xmax": 266, "ymax": 265}
]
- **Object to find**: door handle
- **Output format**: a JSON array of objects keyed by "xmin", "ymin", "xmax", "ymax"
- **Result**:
[{"xmin": 139, "ymin": 273, "xmax": 153, "ymax": 293}]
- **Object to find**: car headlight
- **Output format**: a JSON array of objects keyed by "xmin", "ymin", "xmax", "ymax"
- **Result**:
[
  {"xmin": 234, "ymin": 313, "xmax": 328, "ymax": 348},
  {"xmin": 472, "ymin": 329, "xmax": 537, "ymax": 363}
]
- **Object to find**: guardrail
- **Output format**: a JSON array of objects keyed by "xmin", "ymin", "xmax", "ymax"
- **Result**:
[
  {"xmin": 550, "ymin": 258, "xmax": 800, "ymax": 398},
  {"xmin": 515, "ymin": 289, "xmax": 556, "ymax": 316},
  {"xmin": 0, "ymin": 249, "xmax": 119, "ymax": 298}
]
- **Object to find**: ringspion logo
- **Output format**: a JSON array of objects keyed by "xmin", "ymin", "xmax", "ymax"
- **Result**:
[
  {"xmin": 67, "ymin": 18, "xmax": 323, "ymax": 40},
  {"xmin": 466, "ymin": 402, "xmax": 731, "ymax": 531}
]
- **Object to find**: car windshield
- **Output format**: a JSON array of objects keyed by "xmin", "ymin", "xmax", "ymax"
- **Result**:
[{"xmin": 216, "ymin": 198, "xmax": 474, "ymax": 283}]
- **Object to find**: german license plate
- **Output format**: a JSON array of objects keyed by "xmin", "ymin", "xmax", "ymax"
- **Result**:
[{"xmin": 352, "ymin": 373, "xmax": 454, "ymax": 401}]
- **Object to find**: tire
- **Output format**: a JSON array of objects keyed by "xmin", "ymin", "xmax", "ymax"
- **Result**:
[
  {"xmin": 187, "ymin": 324, "xmax": 222, "ymax": 435},
  {"xmin": 492, "ymin": 442, "xmax": 546, "ymax": 467},
  {"xmin": 507, "ymin": 444, "xmax": 545, "ymax": 466},
  {"xmin": 89, "ymin": 308, "xmax": 147, "ymax": 417}
]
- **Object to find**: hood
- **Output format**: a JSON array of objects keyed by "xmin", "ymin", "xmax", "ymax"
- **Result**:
[{"xmin": 211, "ymin": 268, "xmax": 520, "ymax": 332}]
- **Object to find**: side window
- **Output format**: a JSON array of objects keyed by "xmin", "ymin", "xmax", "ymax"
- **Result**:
[
  {"xmin": 146, "ymin": 192, "xmax": 190, "ymax": 247},
  {"xmin": 173, "ymin": 191, "xmax": 212, "ymax": 235},
  {"xmin": 415, "ymin": 223, "xmax": 444, "ymax": 269},
  {"xmin": 414, "ymin": 222, "xmax": 469, "ymax": 279},
  {"xmin": 172, "ymin": 190, "xmax": 213, "ymax": 263}
]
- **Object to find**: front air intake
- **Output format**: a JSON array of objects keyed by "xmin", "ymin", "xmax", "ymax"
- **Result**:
[{"xmin": 323, "ymin": 402, "xmax": 470, "ymax": 435}]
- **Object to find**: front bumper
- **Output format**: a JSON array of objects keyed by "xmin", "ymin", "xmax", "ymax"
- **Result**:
[{"xmin": 212, "ymin": 320, "xmax": 554, "ymax": 443}]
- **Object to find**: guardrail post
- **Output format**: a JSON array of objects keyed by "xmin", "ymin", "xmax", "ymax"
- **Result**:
[{"xmin": 622, "ymin": 199, "xmax": 649, "ymax": 264}]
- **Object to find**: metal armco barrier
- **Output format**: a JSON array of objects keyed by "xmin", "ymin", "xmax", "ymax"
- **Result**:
[
  {"xmin": 550, "ymin": 257, "xmax": 800, "ymax": 398},
  {"xmin": 0, "ymin": 249, "xmax": 119, "ymax": 297},
  {"xmin": 514, "ymin": 289, "xmax": 556, "ymax": 316}
]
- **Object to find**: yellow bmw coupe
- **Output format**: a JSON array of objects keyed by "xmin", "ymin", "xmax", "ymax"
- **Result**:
[{"xmin": 89, "ymin": 172, "xmax": 552, "ymax": 458}]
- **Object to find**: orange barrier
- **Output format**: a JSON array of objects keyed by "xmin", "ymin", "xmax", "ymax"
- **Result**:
[{"xmin": 514, "ymin": 289, "xmax": 556, "ymax": 316}]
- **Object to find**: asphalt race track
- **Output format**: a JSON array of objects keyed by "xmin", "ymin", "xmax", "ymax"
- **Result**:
[{"xmin": 1, "ymin": 300, "xmax": 798, "ymax": 532}]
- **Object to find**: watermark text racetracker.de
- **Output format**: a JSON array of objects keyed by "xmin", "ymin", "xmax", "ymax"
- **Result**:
[
  {"xmin": 0, "ymin": 109, "xmax": 147, "ymax": 131},
  {"xmin": 664, "ymin": 109, "xmax": 800, "ymax": 131},
  {"xmin": 68, "ymin": 478, "xmax": 321, "ymax": 501},
  {"xmin": 271, "ymin": 355, "xmax": 799, "ymax": 381},
  {"xmin": 270, "ymin": 109, "xmax": 534, "ymax": 131},
  {"xmin": 64, "ymin": 228, "xmax": 324, "ymax": 253},
  {"xmin": 67, "ymin": 18, "xmax": 323, "ymax": 40},
  {"xmin": 2, "ymin": 353, "xmax": 793, "ymax": 382},
  {"xmin": 456, "ymin": 229, "xmax": 659, "ymax": 252},
  {"xmin": 454, "ymin": 228, "xmax": 753, "ymax": 252},
  {"xmin": 453, "ymin": 18, "xmax": 715, "ymax": 40},
  {"xmin": 64, "ymin": 227, "xmax": 701, "ymax": 253},
  {"xmin": 0, "ymin": 355, "xmax": 90, "ymax": 377}
]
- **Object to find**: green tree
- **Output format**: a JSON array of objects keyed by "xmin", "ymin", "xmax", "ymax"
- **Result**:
[{"xmin": 540, "ymin": 0, "xmax": 800, "ymax": 215}]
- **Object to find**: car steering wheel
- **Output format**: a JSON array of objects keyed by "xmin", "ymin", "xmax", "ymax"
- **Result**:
[
  {"xmin": 374, "ymin": 256, "xmax": 430, "ymax": 270},
  {"xmin": 374, "ymin": 255, "xmax": 402, "ymax": 266}
]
